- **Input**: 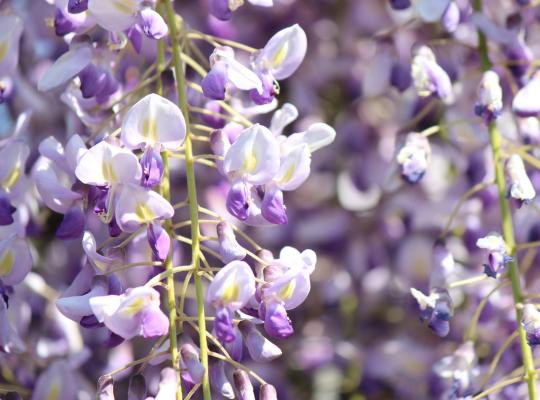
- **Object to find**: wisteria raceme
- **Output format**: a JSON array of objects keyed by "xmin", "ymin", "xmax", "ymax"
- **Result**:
[{"xmin": 8, "ymin": 0, "xmax": 540, "ymax": 399}]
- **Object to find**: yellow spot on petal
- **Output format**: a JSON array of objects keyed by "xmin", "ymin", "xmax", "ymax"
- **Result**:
[
  {"xmin": 47, "ymin": 383, "xmax": 60, "ymax": 400},
  {"xmin": 112, "ymin": 0, "xmax": 138, "ymax": 14},
  {"xmin": 2, "ymin": 166, "xmax": 20, "ymax": 191},
  {"xmin": 272, "ymin": 42, "xmax": 289, "ymax": 69},
  {"xmin": 0, "ymin": 250, "xmax": 13, "ymax": 277},
  {"xmin": 222, "ymin": 282, "xmax": 239, "ymax": 303},
  {"xmin": 142, "ymin": 117, "xmax": 158, "ymax": 143},
  {"xmin": 0, "ymin": 41, "xmax": 8, "ymax": 63},
  {"xmin": 135, "ymin": 202, "xmax": 155, "ymax": 222},
  {"xmin": 242, "ymin": 151, "xmax": 258, "ymax": 174},
  {"xmin": 279, "ymin": 163, "xmax": 296, "ymax": 184},
  {"xmin": 121, "ymin": 296, "xmax": 146, "ymax": 316},
  {"xmin": 102, "ymin": 161, "xmax": 118, "ymax": 184},
  {"xmin": 279, "ymin": 279, "xmax": 296, "ymax": 300}
]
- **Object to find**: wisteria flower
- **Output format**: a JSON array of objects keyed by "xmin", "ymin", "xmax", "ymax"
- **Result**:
[
  {"xmin": 506, "ymin": 154, "xmax": 535, "ymax": 206},
  {"xmin": 411, "ymin": 45, "xmax": 453, "ymax": 103},
  {"xmin": 523, "ymin": 304, "xmax": 540, "ymax": 346},
  {"xmin": 475, "ymin": 70, "xmax": 503, "ymax": 124},
  {"xmin": 396, "ymin": 133, "xmax": 431, "ymax": 184},
  {"xmin": 0, "ymin": 15, "xmax": 23, "ymax": 78},
  {"xmin": 410, "ymin": 287, "xmax": 453, "ymax": 337},
  {"xmin": 89, "ymin": 286, "xmax": 169, "ymax": 340},
  {"xmin": 476, "ymin": 233, "xmax": 511, "ymax": 278},
  {"xmin": 513, "ymin": 72, "xmax": 540, "ymax": 117},
  {"xmin": 206, "ymin": 260, "xmax": 256, "ymax": 343}
]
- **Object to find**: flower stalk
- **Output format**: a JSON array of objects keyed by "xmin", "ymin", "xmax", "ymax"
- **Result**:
[
  {"xmin": 474, "ymin": 0, "xmax": 537, "ymax": 397},
  {"xmin": 163, "ymin": 1, "xmax": 211, "ymax": 399}
]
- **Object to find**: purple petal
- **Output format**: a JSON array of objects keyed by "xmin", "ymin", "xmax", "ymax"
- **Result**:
[
  {"xmin": 209, "ymin": 0, "xmax": 233, "ymax": 21},
  {"xmin": 261, "ymin": 186, "xmax": 288, "ymax": 225},
  {"xmin": 201, "ymin": 62, "xmax": 228, "ymax": 100},
  {"xmin": 147, "ymin": 223, "xmax": 171, "ymax": 262},
  {"xmin": 139, "ymin": 8, "xmax": 168, "ymax": 39},
  {"xmin": 263, "ymin": 301, "xmax": 293, "ymax": 339},
  {"xmin": 215, "ymin": 307, "xmax": 236, "ymax": 343},
  {"xmin": 79, "ymin": 64, "xmax": 108, "ymax": 99},
  {"xmin": 68, "ymin": 0, "xmax": 88, "ymax": 13},
  {"xmin": 0, "ymin": 195, "xmax": 16, "ymax": 226},
  {"xmin": 56, "ymin": 205, "xmax": 85, "ymax": 240},
  {"xmin": 141, "ymin": 305, "xmax": 169, "ymax": 338},
  {"xmin": 226, "ymin": 180, "xmax": 250, "ymax": 221},
  {"xmin": 140, "ymin": 146, "xmax": 164, "ymax": 188}
]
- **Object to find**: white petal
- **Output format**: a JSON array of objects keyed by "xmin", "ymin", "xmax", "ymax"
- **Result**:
[
  {"xmin": 226, "ymin": 58, "xmax": 263, "ymax": 93},
  {"xmin": 274, "ymin": 144, "xmax": 311, "ymax": 191},
  {"xmin": 270, "ymin": 103, "xmax": 298, "ymax": 136},
  {"xmin": 38, "ymin": 45, "xmax": 93, "ymax": 92},
  {"xmin": 415, "ymin": 0, "xmax": 451, "ymax": 23},
  {"xmin": 0, "ymin": 15, "xmax": 23, "ymax": 77},
  {"xmin": 121, "ymin": 93, "xmax": 186, "ymax": 150},
  {"xmin": 88, "ymin": 0, "xmax": 140, "ymax": 32},
  {"xmin": 256, "ymin": 24, "xmax": 307, "ymax": 80},
  {"xmin": 207, "ymin": 260, "xmax": 256, "ymax": 311}
]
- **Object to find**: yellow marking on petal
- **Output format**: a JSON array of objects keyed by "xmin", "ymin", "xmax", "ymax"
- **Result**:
[
  {"xmin": 242, "ymin": 151, "xmax": 258, "ymax": 174},
  {"xmin": 102, "ymin": 161, "xmax": 118, "ymax": 184},
  {"xmin": 221, "ymin": 282, "xmax": 239, "ymax": 303},
  {"xmin": 279, "ymin": 163, "xmax": 296, "ymax": 184},
  {"xmin": 0, "ymin": 251, "xmax": 13, "ymax": 277},
  {"xmin": 2, "ymin": 166, "xmax": 20, "ymax": 190},
  {"xmin": 121, "ymin": 296, "xmax": 146, "ymax": 316},
  {"xmin": 142, "ymin": 117, "xmax": 158, "ymax": 143},
  {"xmin": 272, "ymin": 42, "xmax": 289, "ymax": 68},
  {"xmin": 279, "ymin": 279, "xmax": 296, "ymax": 300},
  {"xmin": 112, "ymin": 0, "xmax": 138, "ymax": 14},
  {"xmin": 46, "ymin": 383, "xmax": 60, "ymax": 400},
  {"xmin": 0, "ymin": 40, "xmax": 9, "ymax": 62},
  {"xmin": 135, "ymin": 202, "xmax": 155, "ymax": 222}
]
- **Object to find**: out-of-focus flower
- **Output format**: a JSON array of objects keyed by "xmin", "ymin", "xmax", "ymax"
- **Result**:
[
  {"xmin": 523, "ymin": 304, "xmax": 540, "ymax": 346},
  {"xmin": 411, "ymin": 45, "xmax": 454, "ymax": 103},
  {"xmin": 396, "ymin": 133, "xmax": 431, "ymax": 184},
  {"xmin": 513, "ymin": 72, "xmax": 540, "ymax": 117},
  {"xmin": 433, "ymin": 341, "xmax": 479, "ymax": 398},
  {"xmin": 410, "ymin": 287, "xmax": 453, "ymax": 337},
  {"xmin": 0, "ymin": 15, "xmax": 23, "ymax": 78},
  {"xmin": 475, "ymin": 70, "xmax": 503, "ymax": 124}
]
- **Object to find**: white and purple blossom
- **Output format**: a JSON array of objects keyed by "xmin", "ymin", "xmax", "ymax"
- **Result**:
[{"xmin": 476, "ymin": 233, "xmax": 511, "ymax": 278}]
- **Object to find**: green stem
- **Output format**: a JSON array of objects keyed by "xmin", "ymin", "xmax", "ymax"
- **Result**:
[
  {"xmin": 163, "ymin": 2, "xmax": 211, "ymax": 399},
  {"xmin": 156, "ymin": 2, "xmax": 182, "ymax": 397},
  {"xmin": 473, "ymin": 2, "xmax": 536, "ymax": 398}
]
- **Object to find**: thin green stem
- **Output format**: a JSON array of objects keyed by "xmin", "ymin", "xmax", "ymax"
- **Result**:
[
  {"xmin": 163, "ymin": 2, "xmax": 211, "ymax": 399},
  {"xmin": 473, "ymin": 1, "xmax": 536, "ymax": 397}
]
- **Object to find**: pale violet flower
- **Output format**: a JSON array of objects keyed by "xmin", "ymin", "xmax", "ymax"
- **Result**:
[
  {"xmin": 82, "ymin": 231, "xmax": 117, "ymax": 272},
  {"xmin": 523, "ymin": 304, "xmax": 540, "ymax": 346},
  {"xmin": 0, "ymin": 15, "xmax": 23, "ymax": 78},
  {"xmin": 506, "ymin": 154, "xmax": 535, "ymax": 206},
  {"xmin": 410, "ymin": 287, "xmax": 453, "ymax": 337},
  {"xmin": 411, "ymin": 45, "xmax": 454, "ymax": 103},
  {"xmin": 38, "ymin": 44, "xmax": 93, "ymax": 92},
  {"xmin": 201, "ymin": 46, "xmax": 263, "ymax": 100},
  {"xmin": 89, "ymin": 286, "xmax": 169, "ymax": 340},
  {"xmin": 253, "ymin": 24, "xmax": 307, "ymax": 81},
  {"xmin": 475, "ymin": 70, "xmax": 503, "ymax": 123},
  {"xmin": 396, "ymin": 133, "xmax": 431, "ymax": 184},
  {"xmin": 513, "ymin": 72, "xmax": 540, "ymax": 117},
  {"xmin": 476, "ymin": 233, "xmax": 511, "ymax": 278},
  {"xmin": 207, "ymin": 261, "xmax": 256, "ymax": 343},
  {"xmin": 114, "ymin": 183, "xmax": 174, "ymax": 232}
]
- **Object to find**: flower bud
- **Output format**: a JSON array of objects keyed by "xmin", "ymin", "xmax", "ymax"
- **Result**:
[
  {"xmin": 180, "ymin": 343, "xmax": 206, "ymax": 384},
  {"xmin": 147, "ymin": 223, "xmax": 171, "ymax": 262},
  {"xmin": 260, "ymin": 384, "xmax": 278, "ymax": 400},
  {"xmin": 238, "ymin": 320, "xmax": 282, "ymax": 362},
  {"xmin": 140, "ymin": 146, "xmax": 164, "ymax": 188},
  {"xmin": 513, "ymin": 72, "xmax": 540, "ymax": 117},
  {"xmin": 233, "ymin": 370, "xmax": 255, "ymax": 400},
  {"xmin": 217, "ymin": 221, "xmax": 247, "ymax": 263},
  {"xmin": 523, "ymin": 304, "xmax": 540, "ymax": 346},
  {"xmin": 411, "ymin": 45, "xmax": 453, "ymax": 103},
  {"xmin": 210, "ymin": 361, "xmax": 234, "ymax": 399},
  {"xmin": 476, "ymin": 233, "xmax": 511, "ymax": 278},
  {"xmin": 410, "ymin": 287, "xmax": 453, "ymax": 337},
  {"xmin": 139, "ymin": 8, "xmax": 168, "ymax": 40},
  {"xmin": 475, "ymin": 70, "xmax": 503, "ymax": 124},
  {"xmin": 506, "ymin": 154, "xmax": 535, "ymax": 206},
  {"xmin": 396, "ymin": 133, "xmax": 431, "ymax": 184}
]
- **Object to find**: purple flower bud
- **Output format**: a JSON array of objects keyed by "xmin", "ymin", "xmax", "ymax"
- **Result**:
[
  {"xmin": 441, "ymin": 2, "xmax": 460, "ymax": 33},
  {"xmin": 260, "ymin": 384, "xmax": 278, "ymax": 400},
  {"xmin": 233, "ymin": 370, "xmax": 255, "ymax": 400},
  {"xmin": 128, "ymin": 374, "xmax": 147, "ymax": 400},
  {"xmin": 513, "ymin": 73, "xmax": 540, "ymax": 117},
  {"xmin": 68, "ymin": 0, "xmax": 88, "ymax": 14},
  {"xmin": 238, "ymin": 320, "xmax": 282, "ymax": 362},
  {"xmin": 127, "ymin": 25, "xmax": 143, "ymax": 54},
  {"xmin": 0, "ymin": 195, "xmax": 16, "ymax": 226},
  {"xmin": 54, "ymin": 8, "xmax": 77, "ymax": 37},
  {"xmin": 95, "ymin": 71, "xmax": 119, "ymax": 104},
  {"xmin": 226, "ymin": 180, "xmax": 250, "ymax": 221},
  {"xmin": 410, "ymin": 287, "xmax": 453, "ymax": 337},
  {"xmin": 139, "ymin": 8, "xmax": 168, "ymax": 40},
  {"xmin": 396, "ymin": 133, "xmax": 431, "ymax": 184},
  {"xmin": 261, "ymin": 186, "xmax": 287, "ymax": 225},
  {"xmin": 147, "ymin": 223, "xmax": 170, "ymax": 262},
  {"xmin": 389, "ymin": 0, "xmax": 411, "ymax": 10},
  {"xmin": 56, "ymin": 205, "xmax": 85, "ymax": 240},
  {"xmin": 215, "ymin": 306, "xmax": 236, "ymax": 343},
  {"xmin": 250, "ymin": 72, "xmax": 276, "ymax": 105},
  {"xmin": 209, "ymin": 0, "xmax": 233, "ymax": 21},
  {"xmin": 263, "ymin": 301, "xmax": 294, "ymax": 339},
  {"xmin": 180, "ymin": 343, "xmax": 206, "ymax": 384},
  {"xmin": 217, "ymin": 221, "xmax": 247, "ymax": 263},
  {"xmin": 202, "ymin": 101, "xmax": 226, "ymax": 129},
  {"xmin": 201, "ymin": 62, "xmax": 228, "ymax": 100},
  {"xmin": 79, "ymin": 64, "xmax": 107, "ymax": 99},
  {"xmin": 390, "ymin": 62, "xmax": 412, "ymax": 92},
  {"xmin": 140, "ymin": 146, "xmax": 164, "ymax": 188},
  {"xmin": 475, "ymin": 71, "xmax": 503, "ymax": 124},
  {"xmin": 209, "ymin": 361, "xmax": 234, "ymax": 399},
  {"xmin": 477, "ymin": 233, "xmax": 510, "ymax": 278},
  {"xmin": 523, "ymin": 304, "xmax": 540, "ymax": 346}
]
